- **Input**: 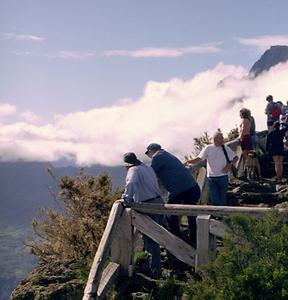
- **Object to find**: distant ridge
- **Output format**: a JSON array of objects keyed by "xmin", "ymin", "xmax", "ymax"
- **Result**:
[{"xmin": 249, "ymin": 45, "xmax": 288, "ymax": 77}]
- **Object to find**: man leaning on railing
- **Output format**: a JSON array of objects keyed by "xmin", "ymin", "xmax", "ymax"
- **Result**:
[{"xmin": 121, "ymin": 152, "xmax": 163, "ymax": 279}]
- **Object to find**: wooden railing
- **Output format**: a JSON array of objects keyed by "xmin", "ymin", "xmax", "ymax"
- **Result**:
[{"xmin": 83, "ymin": 133, "xmax": 271, "ymax": 300}]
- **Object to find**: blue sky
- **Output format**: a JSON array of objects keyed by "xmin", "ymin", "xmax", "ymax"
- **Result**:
[{"xmin": 1, "ymin": 0, "xmax": 288, "ymax": 165}]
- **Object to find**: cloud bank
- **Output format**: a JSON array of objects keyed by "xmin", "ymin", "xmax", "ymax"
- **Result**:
[
  {"xmin": 105, "ymin": 43, "xmax": 221, "ymax": 58},
  {"xmin": 238, "ymin": 35, "xmax": 288, "ymax": 52},
  {"xmin": 1, "ymin": 62, "xmax": 288, "ymax": 166},
  {"xmin": 2, "ymin": 32, "xmax": 45, "ymax": 42}
]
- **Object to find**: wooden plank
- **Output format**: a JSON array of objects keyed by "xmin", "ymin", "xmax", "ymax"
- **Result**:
[
  {"xmin": 209, "ymin": 219, "xmax": 227, "ymax": 238},
  {"xmin": 82, "ymin": 201, "xmax": 124, "ymax": 300},
  {"xmin": 97, "ymin": 262, "xmax": 120, "ymax": 299},
  {"xmin": 111, "ymin": 208, "xmax": 133, "ymax": 276},
  {"xmin": 131, "ymin": 210, "xmax": 195, "ymax": 266},
  {"xmin": 196, "ymin": 215, "xmax": 210, "ymax": 268},
  {"xmin": 128, "ymin": 203, "xmax": 279, "ymax": 218}
]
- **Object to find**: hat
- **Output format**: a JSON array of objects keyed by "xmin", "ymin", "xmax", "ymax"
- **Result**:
[
  {"xmin": 145, "ymin": 143, "xmax": 161, "ymax": 155},
  {"xmin": 123, "ymin": 152, "xmax": 141, "ymax": 166}
]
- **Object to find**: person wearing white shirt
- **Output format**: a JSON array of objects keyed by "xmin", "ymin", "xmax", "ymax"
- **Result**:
[{"xmin": 185, "ymin": 132, "xmax": 238, "ymax": 205}]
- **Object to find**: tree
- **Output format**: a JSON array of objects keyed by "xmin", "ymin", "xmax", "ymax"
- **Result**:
[
  {"xmin": 185, "ymin": 127, "xmax": 239, "ymax": 160},
  {"xmin": 28, "ymin": 170, "xmax": 121, "ymax": 266}
]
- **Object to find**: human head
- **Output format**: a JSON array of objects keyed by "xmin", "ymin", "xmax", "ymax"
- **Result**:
[
  {"xmin": 266, "ymin": 95, "xmax": 273, "ymax": 102},
  {"xmin": 145, "ymin": 143, "xmax": 161, "ymax": 158},
  {"xmin": 123, "ymin": 152, "xmax": 141, "ymax": 168},
  {"xmin": 239, "ymin": 108, "xmax": 250, "ymax": 119},
  {"xmin": 213, "ymin": 131, "xmax": 224, "ymax": 146}
]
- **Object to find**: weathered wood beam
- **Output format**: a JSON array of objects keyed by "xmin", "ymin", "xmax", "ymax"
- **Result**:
[
  {"xmin": 209, "ymin": 219, "xmax": 227, "ymax": 238},
  {"xmin": 196, "ymin": 215, "xmax": 211, "ymax": 268},
  {"xmin": 97, "ymin": 262, "xmax": 120, "ymax": 300},
  {"xmin": 111, "ymin": 208, "xmax": 133, "ymax": 276},
  {"xmin": 131, "ymin": 210, "xmax": 195, "ymax": 266},
  {"xmin": 127, "ymin": 203, "xmax": 282, "ymax": 217},
  {"xmin": 82, "ymin": 201, "xmax": 124, "ymax": 300}
]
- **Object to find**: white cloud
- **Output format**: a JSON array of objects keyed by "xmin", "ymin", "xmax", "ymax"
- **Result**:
[
  {"xmin": 11, "ymin": 51, "xmax": 33, "ymax": 56},
  {"xmin": 2, "ymin": 32, "xmax": 45, "ymax": 42},
  {"xmin": 237, "ymin": 35, "xmax": 288, "ymax": 52},
  {"xmin": 20, "ymin": 110, "xmax": 41, "ymax": 123},
  {"xmin": 0, "ymin": 103, "xmax": 17, "ymax": 116},
  {"xmin": 0, "ymin": 62, "xmax": 288, "ymax": 166},
  {"xmin": 47, "ymin": 51, "xmax": 95, "ymax": 60},
  {"xmin": 105, "ymin": 43, "xmax": 221, "ymax": 58}
]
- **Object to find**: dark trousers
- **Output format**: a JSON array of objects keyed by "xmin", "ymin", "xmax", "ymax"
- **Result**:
[
  {"xmin": 167, "ymin": 184, "xmax": 201, "ymax": 246},
  {"xmin": 142, "ymin": 197, "xmax": 163, "ymax": 276}
]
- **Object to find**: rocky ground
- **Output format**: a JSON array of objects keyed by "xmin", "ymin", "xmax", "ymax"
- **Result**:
[{"xmin": 9, "ymin": 260, "xmax": 84, "ymax": 300}]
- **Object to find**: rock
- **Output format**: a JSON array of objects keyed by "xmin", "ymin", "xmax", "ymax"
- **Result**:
[
  {"xmin": 9, "ymin": 260, "xmax": 85, "ymax": 300},
  {"xmin": 249, "ymin": 45, "xmax": 288, "ymax": 77},
  {"xmin": 275, "ymin": 202, "xmax": 288, "ymax": 209}
]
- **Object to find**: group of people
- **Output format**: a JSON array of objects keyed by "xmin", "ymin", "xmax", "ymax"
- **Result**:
[
  {"xmin": 121, "ymin": 135, "xmax": 238, "ymax": 277},
  {"xmin": 121, "ymin": 144, "xmax": 201, "ymax": 278},
  {"xmin": 265, "ymin": 95, "xmax": 288, "ymax": 182},
  {"xmin": 120, "ymin": 94, "xmax": 288, "ymax": 278}
]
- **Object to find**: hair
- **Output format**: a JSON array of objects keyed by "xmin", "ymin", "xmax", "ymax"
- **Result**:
[
  {"xmin": 266, "ymin": 95, "xmax": 273, "ymax": 101},
  {"xmin": 213, "ymin": 131, "xmax": 223, "ymax": 139},
  {"xmin": 239, "ymin": 108, "xmax": 250, "ymax": 118}
]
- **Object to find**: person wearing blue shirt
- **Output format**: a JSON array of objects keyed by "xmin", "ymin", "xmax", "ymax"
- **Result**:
[
  {"xmin": 145, "ymin": 143, "xmax": 200, "ymax": 247},
  {"xmin": 121, "ymin": 152, "xmax": 163, "ymax": 278}
]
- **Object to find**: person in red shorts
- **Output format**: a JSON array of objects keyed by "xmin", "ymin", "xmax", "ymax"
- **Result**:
[{"xmin": 239, "ymin": 108, "xmax": 253, "ymax": 175}]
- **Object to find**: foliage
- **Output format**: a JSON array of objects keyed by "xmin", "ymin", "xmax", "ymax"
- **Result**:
[
  {"xmin": 156, "ymin": 276, "xmax": 177, "ymax": 300},
  {"xmin": 186, "ymin": 127, "xmax": 239, "ymax": 160},
  {"xmin": 183, "ymin": 211, "xmax": 288, "ymax": 299},
  {"xmin": 192, "ymin": 131, "xmax": 212, "ymax": 157},
  {"xmin": 225, "ymin": 126, "xmax": 239, "ymax": 142},
  {"xmin": 28, "ymin": 170, "xmax": 121, "ymax": 266}
]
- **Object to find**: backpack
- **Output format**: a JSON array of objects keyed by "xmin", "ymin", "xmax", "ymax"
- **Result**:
[{"xmin": 271, "ymin": 103, "xmax": 281, "ymax": 119}]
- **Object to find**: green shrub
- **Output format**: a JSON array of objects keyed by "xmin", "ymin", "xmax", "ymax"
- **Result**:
[
  {"xmin": 184, "ymin": 211, "xmax": 288, "ymax": 300},
  {"xmin": 28, "ymin": 170, "xmax": 121, "ymax": 266}
]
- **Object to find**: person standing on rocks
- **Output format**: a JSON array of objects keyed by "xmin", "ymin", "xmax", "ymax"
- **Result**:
[
  {"xmin": 265, "ymin": 95, "xmax": 281, "ymax": 132},
  {"xmin": 239, "ymin": 108, "xmax": 253, "ymax": 169},
  {"xmin": 266, "ymin": 122, "xmax": 287, "ymax": 183}
]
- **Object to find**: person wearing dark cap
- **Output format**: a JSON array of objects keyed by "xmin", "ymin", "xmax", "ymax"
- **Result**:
[
  {"xmin": 145, "ymin": 143, "xmax": 200, "ymax": 247},
  {"xmin": 121, "ymin": 152, "xmax": 163, "ymax": 278}
]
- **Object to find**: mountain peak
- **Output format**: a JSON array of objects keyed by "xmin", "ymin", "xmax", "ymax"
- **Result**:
[{"xmin": 249, "ymin": 45, "xmax": 288, "ymax": 77}]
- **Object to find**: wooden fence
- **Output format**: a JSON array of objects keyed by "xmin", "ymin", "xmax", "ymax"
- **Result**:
[{"xmin": 82, "ymin": 133, "xmax": 273, "ymax": 300}]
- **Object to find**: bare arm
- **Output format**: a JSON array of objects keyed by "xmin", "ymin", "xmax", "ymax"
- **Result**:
[{"xmin": 184, "ymin": 157, "xmax": 202, "ymax": 166}]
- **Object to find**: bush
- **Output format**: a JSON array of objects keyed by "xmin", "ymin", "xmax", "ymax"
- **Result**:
[
  {"xmin": 28, "ymin": 170, "xmax": 121, "ymax": 266},
  {"xmin": 184, "ymin": 211, "xmax": 288, "ymax": 300}
]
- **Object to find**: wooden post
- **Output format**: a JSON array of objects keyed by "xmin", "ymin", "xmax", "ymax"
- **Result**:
[
  {"xmin": 111, "ymin": 208, "xmax": 133, "ymax": 276},
  {"xmin": 196, "ymin": 214, "xmax": 211, "ymax": 269},
  {"xmin": 82, "ymin": 201, "xmax": 124, "ymax": 300}
]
